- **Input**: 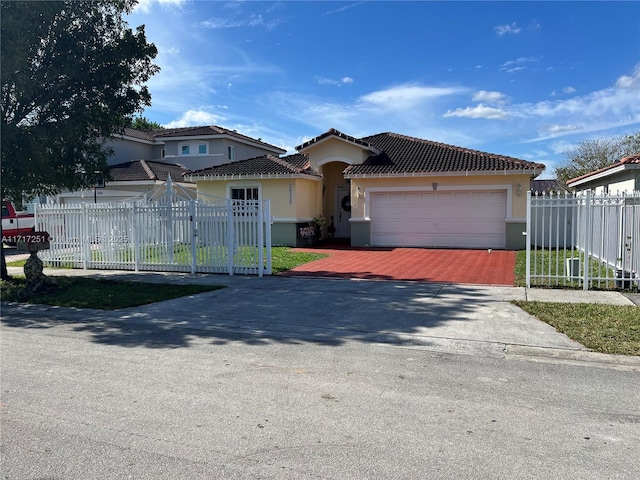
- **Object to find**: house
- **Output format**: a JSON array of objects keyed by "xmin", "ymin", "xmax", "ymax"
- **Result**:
[
  {"xmin": 530, "ymin": 178, "xmax": 569, "ymax": 195},
  {"xmin": 54, "ymin": 125, "xmax": 287, "ymax": 204},
  {"xmin": 566, "ymin": 153, "xmax": 640, "ymax": 193},
  {"xmin": 55, "ymin": 159, "xmax": 195, "ymax": 204},
  {"xmin": 188, "ymin": 128, "xmax": 546, "ymax": 250}
]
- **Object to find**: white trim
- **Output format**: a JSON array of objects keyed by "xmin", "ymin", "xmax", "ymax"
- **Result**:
[
  {"xmin": 226, "ymin": 181, "xmax": 262, "ymax": 200},
  {"xmin": 566, "ymin": 164, "xmax": 638, "ymax": 187},
  {"xmin": 345, "ymin": 169, "xmax": 541, "ymax": 179},
  {"xmin": 317, "ymin": 156, "xmax": 359, "ymax": 167},
  {"xmin": 160, "ymin": 134, "xmax": 286, "ymax": 154},
  {"xmin": 364, "ymin": 184, "xmax": 514, "ymax": 220},
  {"xmin": 188, "ymin": 174, "xmax": 322, "ymax": 182}
]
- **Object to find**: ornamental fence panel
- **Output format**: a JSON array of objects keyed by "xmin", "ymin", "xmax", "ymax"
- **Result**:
[
  {"xmin": 35, "ymin": 196, "xmax": 272, "ymax": 276},
  {"xmin": 526, "ymin": 190, "xmax": 639, "ymax": 290}
]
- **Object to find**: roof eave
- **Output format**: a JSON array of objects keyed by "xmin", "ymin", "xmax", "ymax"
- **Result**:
[
  {"xmin": 567, "ymin": 164, "xmax": 635, "ymax": 187},
  {"xmin": 344, "ymin": 168, "xmax": 544, "ymax": 179},
  {"xmin": 297, "ymin": 134, "xmax": 381, "ymax": 155},
  {"xmin": 186, "ymin": 173, "xmax": 322, "ymax": 182}
]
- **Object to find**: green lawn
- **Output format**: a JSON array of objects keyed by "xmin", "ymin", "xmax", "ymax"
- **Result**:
[
  {"xmin": 5, "ymin": 246, "xmax": 327, "ymax": 273},
  {"xmin": 0, "ymin": 276, "xmax": 224, "ymax": 310},
  {"xmin": 513, "ymin": 300, "xmax": 640, "ymax": 356},
  {"xmin": 514, "ymin": 249, "xmax": 617, "ymax": 288}
]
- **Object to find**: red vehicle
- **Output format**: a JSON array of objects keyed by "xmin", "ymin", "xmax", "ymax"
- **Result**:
[{"xmin": 2, "ymin": 201, "xmax": 35, "ymax": 244}]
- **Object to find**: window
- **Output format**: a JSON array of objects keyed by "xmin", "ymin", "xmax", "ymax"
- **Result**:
[
  {"xmin": 231, "ymin": 187, "xmax": 259, "ymax": 201},
  {"xmin": 198, "ymin": 144, "xmax": 207, "ymax": 154},
  {"xmin": 635, "ymin": 173, "xmax": 640, "ymax": 192},
  {"xmin": 161, "ymin": 149, "xmax": 165, "ymax": 158},
  {"xmin": 228, "ymin": 145, "xmax": 236, "ymax": 161},
  {"xmin": 181, "ymin": 145, "xmax": 190, "ymax": 155}
]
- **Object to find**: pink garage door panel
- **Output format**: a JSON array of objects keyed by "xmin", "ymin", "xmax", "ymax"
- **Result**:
[{"xmin": 370, "ymin": 190, "xmax": 507, "ymax": 249}]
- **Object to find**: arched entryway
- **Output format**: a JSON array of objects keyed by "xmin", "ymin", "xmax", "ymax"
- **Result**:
[{"xmin": 319, "ymin": 161, "xmax": 350, "ymax": 240}]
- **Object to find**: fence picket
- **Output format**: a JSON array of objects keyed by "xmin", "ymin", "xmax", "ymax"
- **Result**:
[
  {"xmin": 37, "ymin": 193, "xmax": 271, "ymax": 276},
  {"xmin": 526, "ymin": 190, "xmax": 639, "ymax": 290}
]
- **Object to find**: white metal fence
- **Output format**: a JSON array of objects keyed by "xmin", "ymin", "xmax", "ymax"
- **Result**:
[
  {"xmin": 526, "ymin": 190, "xmax": 640, "ymax": 290},
  {"xmin": 35, "ymin": 196, "xmax": 272, "ymax": 276}
]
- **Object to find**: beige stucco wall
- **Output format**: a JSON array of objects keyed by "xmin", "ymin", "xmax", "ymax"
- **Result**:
[
  {"xmin": 350, "ymin": 173, "xmax": 532, "ymax": 221},
  {"xmin": 303, "ymin": 138, "xmax": 368, "ymax": 171},
  {"xmin": 196, "ymin": 178, "xmax": 321, "ymax": 220}
]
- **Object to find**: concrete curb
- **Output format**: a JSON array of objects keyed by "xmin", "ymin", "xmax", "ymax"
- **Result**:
[{"xmin": 506, "ymin": 344, "xmax": 640, "ymax": 371}]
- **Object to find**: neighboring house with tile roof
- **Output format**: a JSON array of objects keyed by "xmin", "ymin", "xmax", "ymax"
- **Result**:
[
  {"xmin": 530, "ymin": 178, "xmax": 569, "ymax": 195},
  {"xmin": 56, "ymin": 160, "xmax": 196, "ymax": 204},
  {"xmin": 566, "ymin": 153, "xmax": 640, "ymax": 194},
  {"xmin": 190, "ymin": 128, "xmax": 546, "ymax": 249},
  {"xmin": 54, "ymin": 126, "xmax": 286, "ymax": 205}
]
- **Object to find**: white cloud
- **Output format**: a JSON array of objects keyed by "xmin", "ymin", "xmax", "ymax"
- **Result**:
[
  {"xmin": 360, "ymin": 84, "xmax": 464, "ymax": 109},
  {"xmin": 317, "ymin": 76, "xmax": 354, "ymax": 86},
  {"xmin": 494, "ymin": 22, "xmax": 521, "ymax": 36},
  {"xmin": 322, "ymin": 2, "xmax": 365, "ymax": 16},
  {"xmin": 472, "ymin": 90, "xmax": 507, "ymax": 104},
  {"xmin": 500, "ymin": 57, "xmax": 538, "ymax": 73},
  {"xmin": 163, "ymin": 110, "xmax": 226, "ymax": 128},
  {"xmin": 198, "ymin": 14, "xmax": 280, "ymax": 31},
  {"xmin": 443, "ymin": 104, "xmax": 510, "ymax": 120},
  {"xmin": 563, "ymin": 86, "xmax": 576, "ymax": 94},
  {"xmin": 134, "ymin": 0, "xmax": 186, "ymax": 14}
]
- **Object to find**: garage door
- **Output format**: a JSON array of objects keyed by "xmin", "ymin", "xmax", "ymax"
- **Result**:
[{"xmin": 370, "ymin": 190, "xmax": 506, "ymax": 249}]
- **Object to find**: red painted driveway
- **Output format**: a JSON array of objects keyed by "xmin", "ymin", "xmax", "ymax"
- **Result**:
[{"xmin": 282, "ymin": 246, "xmax": 516, "ymax": 285}]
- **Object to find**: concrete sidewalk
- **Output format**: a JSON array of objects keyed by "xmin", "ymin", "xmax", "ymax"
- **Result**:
[{"xmin": 3, "ymin": 266, "xmax": 639, "ymax": 369}]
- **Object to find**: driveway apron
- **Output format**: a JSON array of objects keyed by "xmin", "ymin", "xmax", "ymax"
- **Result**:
[{"xmin": 283, "ymin": 247, "xmax": 516, "ymax": 286}]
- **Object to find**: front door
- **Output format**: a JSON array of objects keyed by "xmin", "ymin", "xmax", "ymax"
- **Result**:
[{"xmin": 335, "ymin": 183, "xmax": 351, "ymax": 238}]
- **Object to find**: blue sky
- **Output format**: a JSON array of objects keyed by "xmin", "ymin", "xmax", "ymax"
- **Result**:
[{"xmin": 127, "ymin": 1, "xmax": 640, "ymax": 178}]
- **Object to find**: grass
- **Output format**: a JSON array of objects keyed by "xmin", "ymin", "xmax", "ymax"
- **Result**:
[
  {"xmin": 513, "ymin": 301, "xmax": 640, "ymax": 356},
  {"xmin": 514, "ymin": 249, "xmax": 618, "ymax": 289},
  {"xmin": 1, "ymin": 247, "xmax": 325, "ymax": 309},
  {"xmin": 5, "ymin": 246, "xmax": 327, "ymax": 272},
  {"xmin": 0, "ymin": 276, "xmax": 224, "ymax": 310},
  {"xmin": 271, "ymin": 246, "xmax": 327, "ymax": 273}
]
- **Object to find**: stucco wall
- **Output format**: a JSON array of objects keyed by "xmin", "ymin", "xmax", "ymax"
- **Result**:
[
  {"xmin": 350, "ymin": 174, "xmax": 532, "ymax": 222},
  {"xmin": 107, "ymin": 138, "xmax": 154, "ymax": 165},
  {"xmin": 304, "ymin": 138, "xmax": 367, "ymax": 171}
]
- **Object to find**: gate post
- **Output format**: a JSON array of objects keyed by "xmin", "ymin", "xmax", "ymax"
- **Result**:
[
  {"xmin": 525, "ymin": 190, "xmax": 531, "ymax": 289},
  {"xmin": 190, "ymin": 200, "xmax": 197, "ymax": 274},
  {"xmin": 227, "ymin": 199, "xmax": 234, "ymax": 276},
  {"xmin": 582, "ymin": 190, "xmax": 591, "ymax": 290}
]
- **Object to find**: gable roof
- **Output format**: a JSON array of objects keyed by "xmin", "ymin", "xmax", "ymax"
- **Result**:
[
  {"xmin": 297, "ymin": 128, "xmax": 381, "ymax": 154},
  {"xmin": 185, "ymin": 153, "xmax": 322, "ymax": 181},
  {"xmin": 344, "ymin": 132, "xmax": 545, "ymax": 177},
  {"xmin": 109, "ymin": 160, "xmax": 193, "ymax": 183},
  {"xmin": 118, "ymin": 125, "xmax": 286, "ymax": 154},
  {"xmin": 566, "ymin": 153, "xmax": 640, "ymax": 187}
]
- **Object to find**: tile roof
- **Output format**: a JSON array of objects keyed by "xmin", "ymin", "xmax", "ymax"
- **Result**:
[
  {"xmin": 122, "ymin": 127, "xmax": 155, "ymax": 142},
  {"xmin": 297, "ymin": 128, "xmax": 380, "ymax": 153},
  {"xmin": 567, "ymin": 152, "xmax": 640, "ymax": 185},
  {"xmin": 344, "ymin": 133, "xmax": 546, "ymax": 176},
  {"xmin": 109, "ymin": 160, "xmax": 192, "ymax": 183},
  {"xmin": 187, "ymin": 154, "xmax": 321, "ymax": 179},
  {"xmin": 145, "ymin": 125, "xmax": 286, "ymax": 152}
]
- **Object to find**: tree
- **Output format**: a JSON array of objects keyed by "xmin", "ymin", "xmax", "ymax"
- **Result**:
[
  {"xmin": 126, "ymin": 116, "xmax": 164, "ymax": 131},
  {"xmin": 555, "ymin": 131, "xmax": 640, "ymax": 185},
  {"xmin": 1, "ymin": 0, "xmax": 159, "ymax": 279}
]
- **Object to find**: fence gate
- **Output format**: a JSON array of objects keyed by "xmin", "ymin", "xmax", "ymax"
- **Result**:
[
  {"xmin": 36, "ymin": 194, "xmax": 272, "ymax": 276},
  {"xmin": 526, "ymin": 190, "xmax": 639, "ymax": 290}
]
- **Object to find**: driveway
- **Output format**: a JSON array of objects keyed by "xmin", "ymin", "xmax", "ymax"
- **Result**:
[{"xmin": 284, "ymin": 246, "xmax": 516, "ymax": 285}]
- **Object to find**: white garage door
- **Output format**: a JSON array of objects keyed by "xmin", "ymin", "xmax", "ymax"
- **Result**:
[{"xmin": 370, "ymin": 190, "xmax": 506, "ymax": 249}]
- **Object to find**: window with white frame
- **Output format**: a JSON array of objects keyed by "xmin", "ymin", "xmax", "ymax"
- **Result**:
[
  {"xmin": 228, "ymin": 145, "xmax": 236, "ymax": 161},
  {"xmin": 181, "ymin": 145, "xmax": 190, "ymax": 155},
  {"xmin": 198, "ymin": 144, "xmax": 207, "ymax": 154},
  {"xmin": 230, "ymin": 186, "xmax": 259, "ymax": 215}
]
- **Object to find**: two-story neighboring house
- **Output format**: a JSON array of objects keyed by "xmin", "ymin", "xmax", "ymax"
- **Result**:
[{"xmin": 54, "ymin": 125, "xmax": 287, "ymax": 204}]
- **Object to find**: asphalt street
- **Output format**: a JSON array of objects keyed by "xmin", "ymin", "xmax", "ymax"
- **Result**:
[{"xmin": 1, "ymin": 273, "xmax": 639, "ymax": 479}]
